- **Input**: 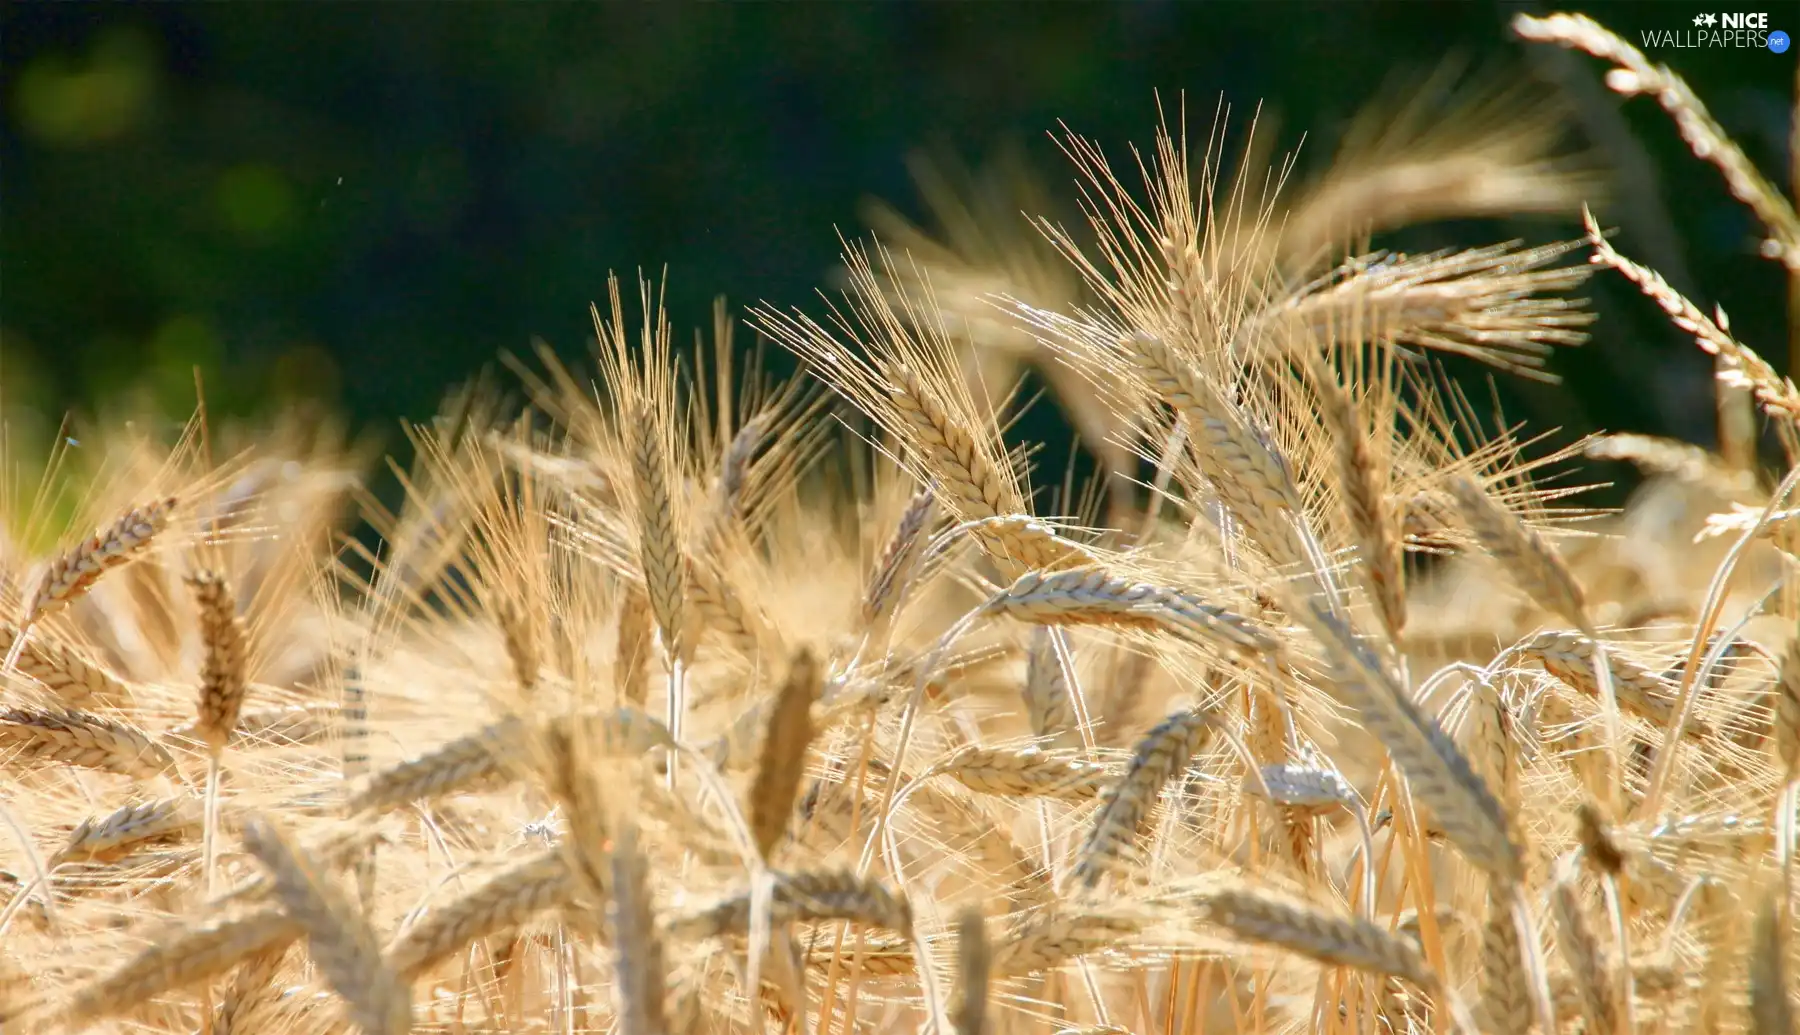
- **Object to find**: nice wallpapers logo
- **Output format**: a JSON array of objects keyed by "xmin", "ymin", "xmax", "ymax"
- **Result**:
[{"xmin": 1639, "ymin": 12, "xmax": 1789, "ymax": 51}]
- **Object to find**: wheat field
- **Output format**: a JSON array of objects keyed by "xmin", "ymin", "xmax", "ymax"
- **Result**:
[{"xmin": 3, "ymin": 13, "xmax": 1799, "ymax": 1035}]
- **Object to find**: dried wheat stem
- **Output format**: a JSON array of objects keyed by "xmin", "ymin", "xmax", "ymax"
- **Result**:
[
  {"xmin": 385, "ymin": 847, "xmax": 573, "ymax": 979},
  {"xmin": 241, "ymin": 816, "xmax": 412, "ymax": 1035},
  {"xmin": 749, "ymin": 648, "xmax": 819, "ymax": 860}
]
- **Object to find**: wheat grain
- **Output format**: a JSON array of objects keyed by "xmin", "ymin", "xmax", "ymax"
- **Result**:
[
  {"xmin": 607, "ymin": 819, "xmax": 668, "ymax": 1035},
  {"xmin": 931, "ymin": 743, "xmax": 1114, "ymax": 800},
  {"xmin": 0, "ymin": 623, "xmax": 133, "ymax": 708},
  {"xmin": 50, "ymin": 797, "xmax": 198, "ymax": 868}
]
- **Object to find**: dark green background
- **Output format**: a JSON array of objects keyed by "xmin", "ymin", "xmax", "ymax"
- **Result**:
[{"xmin": 3, "ymin": 1, "xmax": 1795, "ymax": 503}]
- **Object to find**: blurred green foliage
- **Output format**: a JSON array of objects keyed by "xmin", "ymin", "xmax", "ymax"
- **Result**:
[{"xmin": 2, "ymin": 2, "xmax": 1794, "ymax": 506}]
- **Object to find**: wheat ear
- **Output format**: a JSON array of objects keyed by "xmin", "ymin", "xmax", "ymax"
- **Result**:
[
  {"xmin": 616, "ymin": 585, "xmax": 654, "ymax": 708},
  {"xmin": 21, "ymin": 497, "xmax": 178, "ymax": 627},
  {"xmin": 61, "ymin": 906, "xmax": 302, "ymax": 1027},
  {"xmin": 1022, "ymin": 626, "xmax": 1078, "ymax": 746},
  {"xmin": 49, "ymin": 796, "xmax": 198, "ymax": 868},
  {"xmin": 0, "ymin": 623, "xmax": 133, "ymax": 708},
  {"xmin": 1070, "ymin": 708, "xmax": 1215, "ymax": 890},
  {"xmin": 1550, "ymin": 869, "xmax": 1617, "ymax": 1035},
  {"xmin": 669, "ymin": 870, "xmax": 912, "ymax": 940},
  {"xmin": 241, "ymin": 815, "xmax": 412, "ymax": 1035},
  {"xmin": 386, "ymin": 846, "xmax": 571, "ymax": 979},
  {"xmin": 749, "ymin": 648, "xmax": 819, "ymax": 860},
  {"xmin": 346, "ymin": 716, "xmax": 525, "ymax": 815},
  {"xmin": 950, "ymin": 905, "xmax": 990, "ymax": 1035},
  {"xmin": 1194, "ymin": 887, "xmax": 1440, "ymax": 992},
  {"xmin": 928, "ymin": 744, "xmax": 1114, "ymax": 800},
  {"xmin": 608, "ymin": 818, "xmax": 669, "ymax": 1035},
  {"xmin": 862, "ymin": 482, "xmax": 938, "ymax": 643},
  {"xmin": 1302, "ymin": 603, "xmax": 1524, "ymax": 883},
  {"xmin": 1750, "ymin": 883, "xmax": 1795, "ymax": 1035},
  {"xmin": 0, "ymin": 706, "xmax": 177, "ymax": 779}
]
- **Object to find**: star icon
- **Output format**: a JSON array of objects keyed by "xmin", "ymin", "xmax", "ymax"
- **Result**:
[
  {"xmin": 1694, "ymin": 13, "xmax": 1706, "ymax": 24},
  {"xmin": 1703, "ymin": 13, "xmax": 1718, "ymax": 25}
]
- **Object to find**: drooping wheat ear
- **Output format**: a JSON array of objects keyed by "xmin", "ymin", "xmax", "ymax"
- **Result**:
[
  {"xmin": 22, "ymin": 497, "xmax": 178, "ymax": 626},
  {"xmin": 880, "ymin": 362, "xmax": 1016, "ymax": 521},
  {"xmin": 631, "ymin": 412, "xmax": 690, "ymax": 666},
  {"xmin": 1248, "ymin": 242, "xmax": 1594, "ymax": 379},
  {"xmin": 1301, "ymin": 604, "xmax": 1524, "ymax": 884},
  {"xmin": 1304, "ymin": 352, "xmax": 1404, "ymax": 644},
  {"xmin": 1462, "ymin": 673, "xmax": 1518, "ymax": 817},
  {"xmin": 1523, "ymin": 632, "xmax": 1702, "ymax": 737},
  {"xmin": 950, "ymin": 905, "xmax": 990, "ymax": 1035},
  {"xmin": 669, "ymin": 870, "xmax": 913, "ymax": 940},
  {"xmin": 1480, "ymin": 891, "xmax": 1534, "ymax": 1035},
  {"xmin": 985, "ymin": 567, "xmax": 1279, "ymax": 658},
  {"xmin": 616, "ymin": 585, "xmax": 653, "ymax": 707},
  {"xmin": 496, "ymin": 598, "xmax": 539, "ymax": 693},
  {"xmin": 927, "ymin": 744, "xmax": 1114, "ymax": 800},
  {"xmin": 1117, "ymin": 332, "xmax": 1306, "ymax": 557},
  {"xmin": 1582, "ymin": 208, "xmax": 1800, "ymax": 423},
  {"xmin": 0, "ymin": 706, "xmax": 177, "ymax": 778},
  {"xmin": 607, "ymin": 819, "xmax": 668, "ymax": 1035},
  {"xmin": 60, "ymin": 906, "xmax": 302, "ymax": 1027},
  {"xmin": 1750, "ymin": 883, "xmax": 1795, "ymax": 1035},
  {"xmin": 346, "ymin": 716, "xmax": 525, "ymax": 815},
  {"xmin": 1447, "ymin": 476, "xmax": 1592, "ymax": 634},
  {"xmin": 386, "ymin": 846, "xmax": 571, "ymax": 979},
  {"xmin": 1574, "ymin": 802, "xmax": 1625, "ymax": 877},
  {"xmin": 992, "ymin": 907, "xmax": 1144, "ymax": 977},
  {"xmin": 1022, "ymin": 626, "xmax": 1077, "ymax": 746},
  {"xmin": 863, "ymin": 483, "xmax": 938, "ymax": 637},
  {"xmin": 1515, "ymin": 14, "xmax": 1800, "ymax": 272},
  {"xmin": 1193, "ymin": 887, "xmax": 1440, "ymax": 993},
  {"xmin": 1583, "ymin": 433, "xmax": 1754, "ymax": 491},
  {"xmin": 799, "ymin": 928, "xmax": 918, "ymax": 977},
  {"xmin": 1549, "ymin": 870, "xmax": 1617, "ymax": 1035},
  {"xmin": 49, "ymin": 796, "xmax": 199, "ymax": 868},
  {"xmin": 749, "ymin": 648, "xmax": 819, "ymax": 860},
  {"xmin": 240, "ymin": 815, "xmax": 412, "ymax": 1035},
  {"xmin": 1070, "ymin": 707, "xmax": 1215, "ymax": 890},
  {"xmin": 186, "ymin": 569, "xmax": 250, "ymax": 754},
  {"xmin": 212, "ymin": 944, "xmax": 291, "ymax": 1035},
  {"xmin": 0, "ymin": 623, "xmax": 133, "ymax": 708},
  {"xmin": 1774, "ymin": 637, "xmax": 1800, "ymax": 779}
]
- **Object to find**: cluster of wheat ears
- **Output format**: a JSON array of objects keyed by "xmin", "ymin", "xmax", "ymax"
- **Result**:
[{"xmin": 4, "ymin": 13, "xmax": 1800, "ymax": 1035}]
